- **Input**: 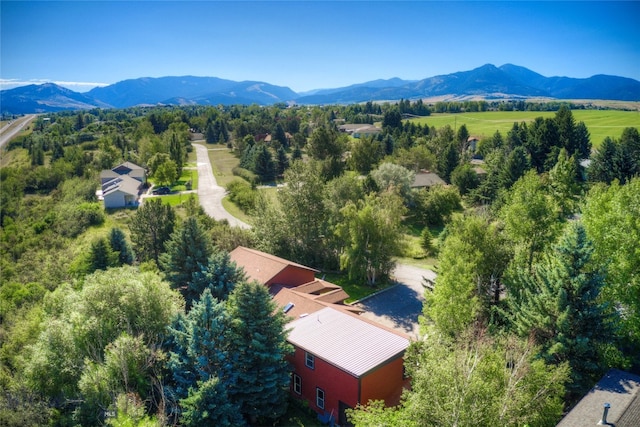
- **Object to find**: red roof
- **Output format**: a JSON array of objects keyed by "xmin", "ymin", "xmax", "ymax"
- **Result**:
[{"xmin": 229, "ymin": 246, "xmax": 319, "ymax": 285}]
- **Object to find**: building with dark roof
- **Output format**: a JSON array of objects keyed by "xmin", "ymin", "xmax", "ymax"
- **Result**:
[{"xmin": 557, "ymin": 369, "xmax": 640, "ymax": 427}]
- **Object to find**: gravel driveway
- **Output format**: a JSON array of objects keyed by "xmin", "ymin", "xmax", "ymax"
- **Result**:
[{"xmin": 354, "ymin": 264, "xmax": 436, "ymax": 339}]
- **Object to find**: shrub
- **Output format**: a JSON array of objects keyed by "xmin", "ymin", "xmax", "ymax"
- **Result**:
[
  {"xmin": 226, "ymin": 179, "xmax": 257, "ymax": 213},
  {"xmin": 231, "ymin": 167, "xmax": 258, "ymax": 186},
  {"xmin": 413, "ymin": 185, "xmax": 462, "ymax": 226}
]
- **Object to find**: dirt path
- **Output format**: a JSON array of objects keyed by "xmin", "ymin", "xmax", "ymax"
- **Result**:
[{"xmin": 193, "ymin": 143, "xmax": 251, "ymax": 229}]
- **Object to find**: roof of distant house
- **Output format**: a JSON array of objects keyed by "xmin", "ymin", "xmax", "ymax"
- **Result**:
[
  {"xmin": 338, "ymin": 124, "xmax": 381, "ymax": 134},
  {"xmin": 229, "ymin": 246, "xmax": 319, "ymax": 285},
  {"xmin": 411, "ymin": 171, "xmax": 445, "ymax": 188},
  {"xmin": 557, "ymin": 369, "xmax": 640, "ymax": 427},
  {"xmin": 287, "ymin": 307, "xmax": 409, "ymax": 377},
  {"xmin": 100, "ymin": 161, "xmax": 145, "ymax": 181}
]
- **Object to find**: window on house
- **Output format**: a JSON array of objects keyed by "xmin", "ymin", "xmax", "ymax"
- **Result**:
[
  {"xmin": 316, "ymin": 387, "xmax": 325, "ymax": 410},
  {"xmin": 305, "ymin": 352, "xmax": 315, "ymax": 369},
  {"xmin": 293, "ymin": 374, "xmax": 302, "ymax": 394}
]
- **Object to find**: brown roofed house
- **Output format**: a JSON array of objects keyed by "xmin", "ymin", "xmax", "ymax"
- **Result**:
[{"xmin": 229, "ymin": 246, "xmax": 319, "ymax": 289}]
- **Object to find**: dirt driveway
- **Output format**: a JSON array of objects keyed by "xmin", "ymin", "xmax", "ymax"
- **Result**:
[{"xmin": 354, "ymin": 264, "xmax": 436, "ymax": 339}]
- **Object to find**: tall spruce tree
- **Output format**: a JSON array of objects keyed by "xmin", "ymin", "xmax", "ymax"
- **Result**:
[
  {"xmin": 188, "ymin": 248, "xmax": 247, "ymax": 303},
  {"xmin": 225, "ymin": 282, "xmax": 292, "ymax": 423},
  {"xmin": 166, "ymin": 289, "xmax": 241, "ymax": 424},
  {"xmin": 504, "ymin": 222, "xmax": 617, "ymax": 397},
  {"xmin": 160, "ymin": 217, "xmax": 212, "ymax": 302}
]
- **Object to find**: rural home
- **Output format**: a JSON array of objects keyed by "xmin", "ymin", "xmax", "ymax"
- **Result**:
[
  {"xmin": 100, "ymin": 161, "xmax": 146, "ymax": 185},
  {"xmin": 229, "ymin": 246, "xmax": 318, "ymax": 289},
  {"xmin": 338, "ymin": 124, "xmax": 382, "ymax": 138},
  {"xmin": 287, "ymin": 307, "xmax": 409, "ymax": 426},
  {"xmin": 230, "ymin": 246, "xmax": 411, "ymax": 425},
  {"xmin": 556, "ymin": 369, "xmax": 640, "ymax": 427},
  {"xmin": 410, "ymin": 171, "xmax": 446, "ymax": 189},
  {"xmin": 99, "ymin": 161, "xmax": 146, "ymax": 209}
]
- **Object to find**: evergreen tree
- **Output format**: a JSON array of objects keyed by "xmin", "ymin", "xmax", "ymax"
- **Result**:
[
  {"xmin": 437, "ymin": 142, "xmax": 459, "ymax": 183},
  {"xmin": 504, "ymin": 222, "xmax": 617, "ymax": 397},
  {"xmin": 188, "ymin": 248, "xmax": 246, "ymax": 304},
  {"xmin": 291, "ymin": 144, "xmax": 302, "ymax": 161},
  {"xmin": 275, "ymin": 145, "xmax": 289, "ymax": 176},
  {"xmin": 499, "ymin": 146, "xmax": 530, "ymax": 189},
  {"xmin": 225, "ymin": 282, "xmax": 292, "ymax": 423},
  {"xmin": 88, "ymin": 237, "xmax": 118, "ymax": 272},
  {"xmin": 588, "ymin": 137, "xmax": 619, "ymax": 184},
  {"xmin": 169, "ymin": 132, "xmax": 185, "ymax": 176},
  {"xmin": 252, "ymin": 144, "xmax": 275, "ymax": 182},
  {"xmin": 160, "ymin": 217, "xmax": 212, "ymax": 300},
  {"xmin": 51, "ymin": 140, "xmax": 65, "ymax": 162},
  {"xmin": 129, "ymin": 198, "xmax": 176, "ymax": 266},
  {"xmin": 180, "ymin": 377, "xmax": 244, "ymax": 427},
  {"xmin": 205, "ymin": 122, "xmax": 218, "ymax": 144},
  {"xmin": 108, "ymin": 227, "xmax": 134, "ymax": 266},
  {"xmin": 273, "ymin": 122, "xmax": 287, "ymax": 148},
  {"xmin": 167, "ymin": 289, "xmax": 238, "ymax": 418}
]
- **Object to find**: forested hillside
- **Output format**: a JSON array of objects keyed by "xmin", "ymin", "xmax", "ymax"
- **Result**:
[{"xmin": 1, "ymin": 101, "xmax": 639, "ymax": 426}]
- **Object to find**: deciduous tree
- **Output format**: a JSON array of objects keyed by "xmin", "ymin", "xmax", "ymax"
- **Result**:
[{"xmin": 336, "ymin": 192, "xmax": 406, "ymax": 286}]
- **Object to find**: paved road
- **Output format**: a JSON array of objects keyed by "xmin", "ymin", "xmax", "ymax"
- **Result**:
[
  {"xmin": 355, "ymin": 264, "xmax": 437, "ymax": 339},
  {"xmin": 0, "ymin": 114, "xmax": 36, "ymax": 149},
  {"xmin": 193, "ymin": 143, "xmax": 251, "ymax": 229}
]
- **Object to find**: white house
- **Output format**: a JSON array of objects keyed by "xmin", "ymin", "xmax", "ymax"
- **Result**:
[{"xmin": 99, "ymin": 162, "xmax": 146, "ymax": 209}]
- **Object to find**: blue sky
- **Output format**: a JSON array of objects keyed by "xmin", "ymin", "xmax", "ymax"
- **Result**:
[{"xmin": 1, "ymin": 1, "xmax": 639, "ymax": 93}]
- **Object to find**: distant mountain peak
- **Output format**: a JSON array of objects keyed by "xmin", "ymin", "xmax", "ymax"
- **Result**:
[{"xmin": 2, "ymin": 65, "xmax": 639, "ymax": 114}]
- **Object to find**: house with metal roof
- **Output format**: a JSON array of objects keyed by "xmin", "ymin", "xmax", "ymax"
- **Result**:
[
  {"xmin": 287, "ymin": 307, "xmax": 410, "ymax": 426},
  {"xmin": 557, "ymin": 369, "xmax": 640, "ymax": 427}
]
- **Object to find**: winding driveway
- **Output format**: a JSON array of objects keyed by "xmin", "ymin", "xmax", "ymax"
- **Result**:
[{"xmin": 193, "ymin": 143, "xmax": 251, "ymax": 229}]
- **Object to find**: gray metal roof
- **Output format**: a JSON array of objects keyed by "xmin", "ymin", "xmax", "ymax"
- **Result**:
[{"xmin": 287, "ymin": 307, "xmax": 409, "ymax": 377}]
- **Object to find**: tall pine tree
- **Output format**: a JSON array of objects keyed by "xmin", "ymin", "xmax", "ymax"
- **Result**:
[
  {"xmin": 160, "ymin": 217, "xmax": 212, "ymax": 304},
  {"xmin": 225, "ymin": 282, "xmax": 292, "ymax": 423},
  {"xmin": 504, "ymin": 222, "xmax": 618, "ymax": 398}
]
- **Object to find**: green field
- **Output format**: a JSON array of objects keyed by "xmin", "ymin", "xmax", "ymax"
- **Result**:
[{"xmin": 409, "ymin": 109, "xmax": 640, "ymax": 148}]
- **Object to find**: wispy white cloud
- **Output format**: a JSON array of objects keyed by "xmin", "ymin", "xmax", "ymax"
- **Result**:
[{"xmin": 0, "ymin": 78, "xmax": 109, "ymax": 93}]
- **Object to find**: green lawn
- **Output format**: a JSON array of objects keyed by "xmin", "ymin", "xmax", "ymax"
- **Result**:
[
  {"xmin": 207, "ymin": 145, "xmax": 240, "ymax": 187},
  {"xmin": 148, "ymin": 193, "xmax": 198, "ymax": 207},
  {"xmin": 320, "ymin": 271, "xmax": 394, "ymax": 304},
  {"xmin": 409, "ymin": 109, "xmax": 640, "ymax": 148}
]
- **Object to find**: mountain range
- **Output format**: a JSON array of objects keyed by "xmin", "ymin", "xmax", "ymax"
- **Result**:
[{"xmin": 2, "ymin": 64, "xmax": 639, "ymax": 114}]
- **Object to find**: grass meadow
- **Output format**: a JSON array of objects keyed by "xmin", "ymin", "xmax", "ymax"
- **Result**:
[{"xmin": 410, "ymin": 109, "xmax": 640, "ymax": 148}]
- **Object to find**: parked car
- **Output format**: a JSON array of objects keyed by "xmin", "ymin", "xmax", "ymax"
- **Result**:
[{"xmin": 152, "ymin": 186, "xmax": 171, "ymax": 195}]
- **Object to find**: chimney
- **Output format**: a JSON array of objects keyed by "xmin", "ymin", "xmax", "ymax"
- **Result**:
[{"xmin": 597, "ymin": 402, "xmax": 611, "ymax": 425}]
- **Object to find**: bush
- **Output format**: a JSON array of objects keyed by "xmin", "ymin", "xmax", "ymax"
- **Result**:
[
  {"xmin": 231, "ymin": 167, "xmax": 259, "ymax": 186},
  {"xmin": 413, "ymin": 185, "xmax": 462, "ymax": 226},
  {"xmin": 226, "ymin": 179, "xmax": 257, "ymax": 213}
]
